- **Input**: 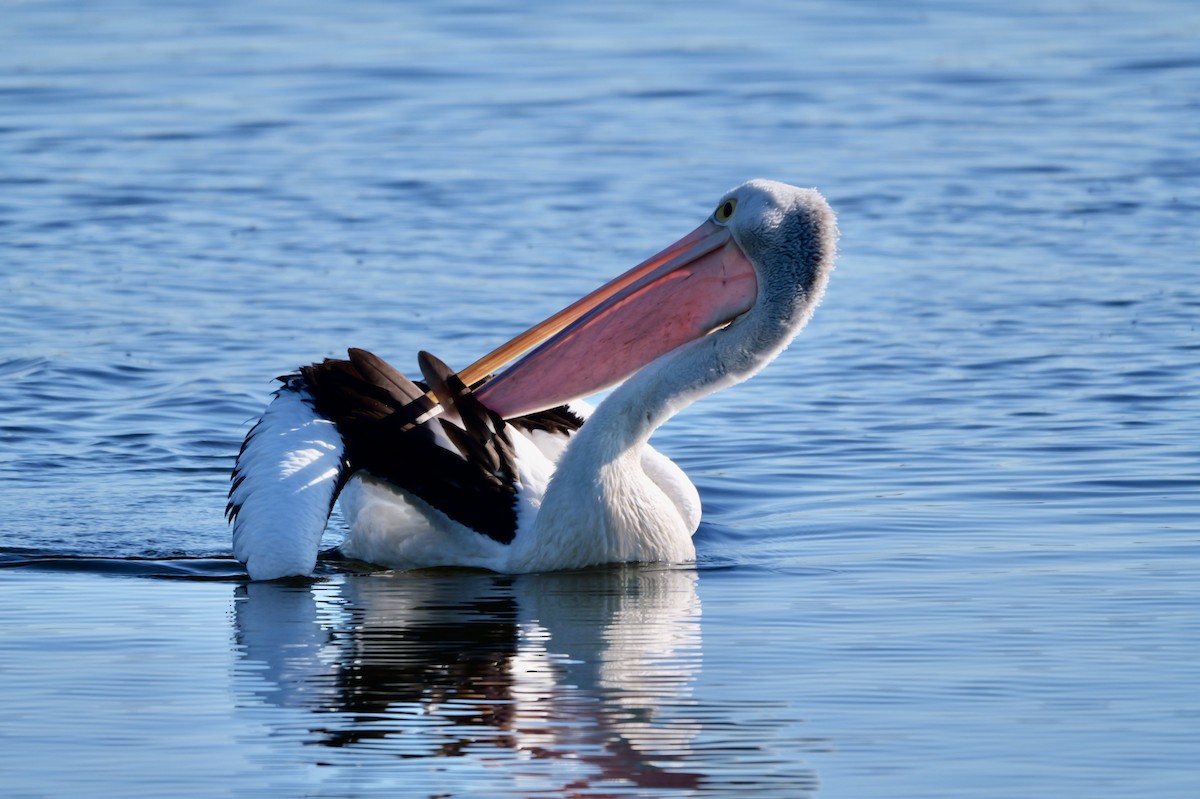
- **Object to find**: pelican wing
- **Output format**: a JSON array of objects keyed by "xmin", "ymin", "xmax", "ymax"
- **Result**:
[
  {"xmin": 227, "ymin": 378, "xmax": 347, "ymax": 580},
  {"xmin": 228, "ymin": 349, "xmax": 585, "ymax": 578}
]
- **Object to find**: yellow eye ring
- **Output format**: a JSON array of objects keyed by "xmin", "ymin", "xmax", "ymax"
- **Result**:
[{"xmin": 714, "ymin": 198, "xmax": 737, "ymax": 224}]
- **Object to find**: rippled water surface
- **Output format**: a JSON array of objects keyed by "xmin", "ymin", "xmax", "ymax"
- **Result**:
[{"xmin": 2, "ymin": 1, "xmax": 1198, "ymax": 797}]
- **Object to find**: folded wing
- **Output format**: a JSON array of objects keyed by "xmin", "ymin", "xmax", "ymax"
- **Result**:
[{"xmin": 228, "ymin": 349, "xmax": 584, "ymax": 579}]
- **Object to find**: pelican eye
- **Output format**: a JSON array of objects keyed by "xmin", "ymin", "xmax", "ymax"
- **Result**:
[{"xmin": 713, "ymin": 198, "xmax": 737, "ymax": 224}]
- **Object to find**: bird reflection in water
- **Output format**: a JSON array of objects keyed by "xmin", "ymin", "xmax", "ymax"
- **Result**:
[{"xmin": 233, "ymin": 565, "xmax": 705, "ymax": 792}]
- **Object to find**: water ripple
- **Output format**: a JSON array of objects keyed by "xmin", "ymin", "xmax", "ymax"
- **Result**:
[{"xmin": 1, "ymin": 0, "xmax": 1198, "ymax": 796}]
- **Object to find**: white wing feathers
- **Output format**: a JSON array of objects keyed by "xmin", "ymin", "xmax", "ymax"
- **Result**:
[{"xmin": 228, "ymin": 381, "xmax": 346, "ymax": 580}]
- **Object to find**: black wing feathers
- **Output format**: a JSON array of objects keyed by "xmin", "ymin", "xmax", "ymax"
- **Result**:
[
  {"xmin": 348, "ymin": 347, "xmax": 423, "ymax": 403},
  {"xmin": 510, "ymin": 404, "xmax": 586, "ymax": 437},
  {"xmin": 299, "ymin": 349, "xmax": 524, "ymax": 544}
]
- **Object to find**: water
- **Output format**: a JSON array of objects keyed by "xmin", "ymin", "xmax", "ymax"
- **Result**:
[{"xmin": 1, "ymin": 1, "xmax": 1198, "ymax": 796}]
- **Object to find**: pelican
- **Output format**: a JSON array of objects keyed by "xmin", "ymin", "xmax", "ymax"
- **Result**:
[{"xmin": 228, "ymin": 179, "xmax": 837, "ymax": 580}]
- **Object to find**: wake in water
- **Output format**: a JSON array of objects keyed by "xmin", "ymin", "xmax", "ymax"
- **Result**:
[{"xmin": 0, "ymin": 548, "xmax": 335, "ymax": 580}]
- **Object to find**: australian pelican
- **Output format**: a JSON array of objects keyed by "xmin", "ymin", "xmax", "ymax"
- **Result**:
[{"xmin": 228, "ymin": 179, "xmax": 837, "ymax": 580}]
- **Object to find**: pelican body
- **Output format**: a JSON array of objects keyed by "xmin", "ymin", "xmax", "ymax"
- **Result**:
[{"xmin": 228, "ymin": 180, "xmax": 837, "ymax": 580}]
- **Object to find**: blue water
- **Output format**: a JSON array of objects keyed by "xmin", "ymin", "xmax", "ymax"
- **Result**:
[{"xmin": 2, "ymin": 1, "xmax": 1198, "ymax": 796}]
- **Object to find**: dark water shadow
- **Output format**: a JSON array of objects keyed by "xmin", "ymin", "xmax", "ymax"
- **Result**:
[
  {"xmin": 0, "ymin": 549, "xmax": 248, "ymax": 580},
  {"xmin": 0, "ymin": 548, "xmax": 369, "ymax": 581}
]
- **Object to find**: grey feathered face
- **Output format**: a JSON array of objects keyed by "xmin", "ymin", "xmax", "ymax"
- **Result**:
[{"xmin": 713, "ymin": 180, "xmax": 839, "ymax": 318}]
